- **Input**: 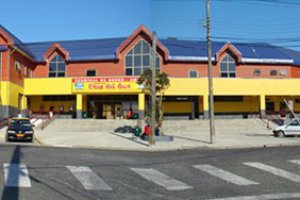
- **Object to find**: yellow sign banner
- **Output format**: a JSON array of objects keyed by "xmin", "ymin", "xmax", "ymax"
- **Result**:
[{"xmin": 72, "ymin": 77, "xmax": 142, "ymax": 93}]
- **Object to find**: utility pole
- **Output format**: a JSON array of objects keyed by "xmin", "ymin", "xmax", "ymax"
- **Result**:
[
  {"xmin": 206, "ymin": 0, "xmax": 216, "ymax": 144},
  {"xmin": 150, "ymin": 31, "xmax": 157, "ymax": 146}
]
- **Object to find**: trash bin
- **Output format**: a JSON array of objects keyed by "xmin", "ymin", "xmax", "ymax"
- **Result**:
[
  {"xmin": 132, "ymin": 113, "xmax": 139, "ymax": 119},
  {"xmin": 133, "ymin": 126, "xmax": 141, "ymax": 137},
  {"xmin": 82, "ymin": 112, "xmax": 87, "ymax": 119}
]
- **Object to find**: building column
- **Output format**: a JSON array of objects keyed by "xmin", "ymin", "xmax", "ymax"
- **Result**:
[
  {"xmin": 76, "ymin": 94, "xmax": 83, "ymax": 118},
  {"xmin": 203, "ymin": 95, "xmax": 209, "ymax": 119},
  {"xmin": 138, "ymin": 93, "xmax": 145, "ymax": 120},
  {"xmin": 21, "ymin": 95, "xmax": 28, "ymax": 116},
  {"xmin": 260, "ymin": 94, "xmax": 266, "ymax": 118}
]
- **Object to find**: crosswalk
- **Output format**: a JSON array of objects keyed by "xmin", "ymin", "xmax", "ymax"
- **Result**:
[{"xmin": 2, "ymin": 160, "xmax": 300, "ymax": 191}]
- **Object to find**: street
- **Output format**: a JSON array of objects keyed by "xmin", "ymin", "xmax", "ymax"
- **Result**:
[{"xmin": 0, "ymin": 145, "xmax": 300, "ymax": 199}]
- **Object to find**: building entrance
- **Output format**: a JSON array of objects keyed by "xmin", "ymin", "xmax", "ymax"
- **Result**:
[{"xmin": 87, "ymin": 95, "xmax": 138, "ymax": 119}]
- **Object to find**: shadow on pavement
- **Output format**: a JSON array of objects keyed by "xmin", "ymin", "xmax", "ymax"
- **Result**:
[
  {"xmin": 174, "ymin": 135, "xmax": 211, "ymax": 144},
  {"xmin": 109, "ymin": 132, "xmax": 150, "ymax": 147}
]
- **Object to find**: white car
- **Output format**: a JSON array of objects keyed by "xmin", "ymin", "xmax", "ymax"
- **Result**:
[{"xmin": 273, "ymin": 118, "xmax": 300, "ymax": 137}]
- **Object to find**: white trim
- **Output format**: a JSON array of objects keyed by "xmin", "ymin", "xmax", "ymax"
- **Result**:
[
  {"xmin": 169, "ymin": 56, "xmax": 216, "ymax": 62},
  {"xmin": 168, "ymin": 55, "xmax": 294, "ymax": 64},
  {"xmin": 242, "ymin": 58, "xmax": 294, "ymax": 64}
]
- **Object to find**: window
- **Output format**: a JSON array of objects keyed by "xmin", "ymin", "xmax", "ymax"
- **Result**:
[
  {"xmin": 125, "ymin": 40, "xmax": 160, "ymax": 76},
  {"xmin": 253, "ymin": 69, "xmax": 261, "ymax": 76},
  {"xmin": 28, "ymin": 69, "xmax": 33, "ymax": 78},
  {"xmin": 189, "ymin": 70, "xmax": 198, "ymax": 78},
  {"xmin": 15, "ymin": 61, "xmax": 21, "ymax": 72},
  {"xmin": 24, "ymin": 66, "xmax": 27, "ymax": 76},
  {"xmin": 279, "ymin": 69, "xmax": 287, "ymax": 76},
  {"xmin": 270, "ymin": 69, "xmax": 277, "ymax": 76},
  {"xmin": 220, "ymin": 54, "xmax": 236, "ymax": 78},
  {"xmin": 86, "ymin": 69, "xmax": 96, "ymax": 77},
  {"xmin": 48, "ymin": 54, "xmax": 65, "ymax": 77}
]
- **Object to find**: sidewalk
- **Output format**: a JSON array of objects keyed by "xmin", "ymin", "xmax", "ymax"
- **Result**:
[{"xmin": 32, "ymin": 119, "xmax": 300, "ymax": 151}]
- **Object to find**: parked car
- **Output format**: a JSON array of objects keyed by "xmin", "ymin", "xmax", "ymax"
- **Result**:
[
  {"xmin": 273, "ymin": 118, "xmax": 300, "ymax": 137},
  {"xmin": 6, "ymin": 117, "xmax": 34, "ymax": 142}
]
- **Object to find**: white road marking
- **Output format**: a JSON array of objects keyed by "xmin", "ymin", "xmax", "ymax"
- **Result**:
[
  {"xmin": 67, "ymin": 166, "xmax": 112, "ymax": 190},
  {"xmin": 289, "ymin": 159, "xmax": 300, "ymax": 165},
  {"xmin": 207, "ymin": 192, "xmax": 300, "ymax": 200},
  {"xmin": 193, "ymin": 164, "xmax": 259, "ymax": 186},
  {"xmin": 244, "ymin": 162, "xmax": 300, "ymax": 182},
  {"xmin": 131, "ymin": 168, "xmax": 193, "ymax": 190},
  {"xmin": 3, "ymin": 163, "xmax": 31, "ymax": 187}
]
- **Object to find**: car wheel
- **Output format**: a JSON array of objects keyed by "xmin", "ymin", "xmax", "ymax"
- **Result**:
[{"xmin": 277, "ymin": 131, "xmax": 285, "ymax": 138}]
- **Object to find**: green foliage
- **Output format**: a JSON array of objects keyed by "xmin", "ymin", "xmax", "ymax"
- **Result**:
[{"xmin": 137, "ymin": 68, "xmax": 170, "ymax": 94}]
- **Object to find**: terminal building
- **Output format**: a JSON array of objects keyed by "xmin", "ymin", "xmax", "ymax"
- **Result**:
[{"xmin": 1, "ymin": 24, "xmax": 300, "ymax": 120}]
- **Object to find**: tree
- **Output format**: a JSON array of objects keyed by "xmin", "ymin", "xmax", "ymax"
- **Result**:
[{"xmin": 137, "ymin": 68, "xmax": 170, "ymax": 135}]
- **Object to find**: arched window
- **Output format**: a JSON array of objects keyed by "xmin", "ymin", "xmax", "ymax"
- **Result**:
[
  {"xmin": 49, "ymin": 54, "xmax": 65, "ymax": 77},
  {"xmin": 125, "ymin": 40, "xmax": 160, "ymax": 76},
  {"xmin": 220, "ymin": 54, "xmax": 236, "ymax": 78}
]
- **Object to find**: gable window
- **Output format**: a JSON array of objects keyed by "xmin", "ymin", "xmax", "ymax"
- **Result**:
[
  {"xmin": 125, "ymin": 40, "xmax": 160, "ymax": 76},
  {"xmin": 15, "ymin": 61, "xmax": 21, "ymax": 72},
  {"xmin": 270, "ymin": 69, "xmax": 277, "ymax": 76},
  {"xmin": 279, "ymin": 69, "xmax": 287, "ymax": 76},
  {"xmin": 189, "ymin": 70, "xmax": 198, "ymax": 78},
  {"xmin": 253, "ymin": 69, "xmax": 261, "ymax": 76},
  {"xmin": 49, "ymin": 54, "xmax": 65, "ymax": 77},
  {"xmin": 220, "ymin": 54, "xmax": 236, "ymax": 78},
  {"xmin": 86, "ymin": 69, "xmax": 96, "ymax": 77}
]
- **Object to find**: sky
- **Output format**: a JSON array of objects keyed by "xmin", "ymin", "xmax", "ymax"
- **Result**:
[{"xmin": 1, "ymin": 0, "xmax": 300, "ymax": 50}]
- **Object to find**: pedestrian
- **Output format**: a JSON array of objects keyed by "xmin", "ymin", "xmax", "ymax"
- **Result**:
[{"xmin": 127, "ymin": 107, "xmax": 133, "ymax": 119}]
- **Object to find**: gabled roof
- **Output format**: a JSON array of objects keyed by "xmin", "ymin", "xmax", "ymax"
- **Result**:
[
  {"xmin": 161, "ymin": 39, "xmax": 299, "ymax": 65},
  {"xmin": 1, "ymin": 24, "xmax": 300, "ymax": 66},
  {"xmin": 0, "ymin": 25, "xmax": 34, "ymax": 58},
  {"xmin": 25, "ymin": 37, "xmax": 126, "ymax": 62}
]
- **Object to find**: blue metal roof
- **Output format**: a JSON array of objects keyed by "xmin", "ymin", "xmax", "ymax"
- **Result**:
[
  {"xmin": 0, "ymin": 25, "xmax": 34, "ymax": 58},
  {"xmin": 24, "ymin": 38, "xmax": 300, "ymax": 65},
  {"xmin": 1, "ymin": 24, "xmax": 300, "ymax": 65},
  {"xmin": 0, "ymin": 45, "xmax": 7, "ymax": 51},
  {"xmin": 25, "ymin": 38, "xmax": 126, "ymax": 62}
]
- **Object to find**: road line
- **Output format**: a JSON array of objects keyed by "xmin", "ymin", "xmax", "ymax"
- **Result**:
[
  {"xmin": 244, "ymin": 162, "xmax": 300, "ymax": 182},
  {"xmin": 193, "ymin": 164, "xmax": 259, "ymax": 186},
  {"xmin": 67, "ymin": 166, "xmax": 112, "ymax": 190},
  {"xmin": 289, "ymin": 159, "xmax": 300, "ymax": 165},
  {"xmin": 3, "ymin": 163, "xmax": 31, "ymax": 187},
  {"xmin": 131, "ymin": 168, "xmax": 193, "ymax": 190},
  {"xmin": 207, "ymin": 192, "xmax": 300, "ymax": 200}
]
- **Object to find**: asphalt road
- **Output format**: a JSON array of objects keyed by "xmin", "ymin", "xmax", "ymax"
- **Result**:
[{"xmin": 1, "ymin": 145, "xmax": 300, "ymax": 200}]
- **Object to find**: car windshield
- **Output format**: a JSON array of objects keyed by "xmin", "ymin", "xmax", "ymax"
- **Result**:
[{"xmin": 9, "ymin": 119, "xmax": 31, "ymax": 127}]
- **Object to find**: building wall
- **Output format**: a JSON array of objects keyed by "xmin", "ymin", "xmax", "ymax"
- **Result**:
[{"xmin": 29, "ymin": 96, "xmax": 76, "ymax": 113}]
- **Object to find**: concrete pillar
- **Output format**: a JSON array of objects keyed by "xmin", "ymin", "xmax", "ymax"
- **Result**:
[
  {"xmin": 203, "ymin": 95, "xmax": 209, "ymax": 119},
  {"xmin": 76, "ymin": 94, "xmax": 83, "ymax": 118},
  {"xmin": 191, "ymin": 101, "xmax": 195, "ymax": 119},
  {"xmin": 260, "ymin": 94, "xmax": 266, "ymax": 118},
  {"xmin": 138, "ymin": 93, "xmax": 145, "ymax": 120},
  {"xmin": 21, "ymin": 95, "xmax": 28, "ymax": 116}
]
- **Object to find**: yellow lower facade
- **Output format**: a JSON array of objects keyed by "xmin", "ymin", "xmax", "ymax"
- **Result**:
[{"xmin": 2, "ymin": 77, "xmax": 300, "ymax": 118}]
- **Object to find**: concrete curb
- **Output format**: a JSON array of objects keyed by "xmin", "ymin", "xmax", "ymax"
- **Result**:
[{"xmin": 27, "ymin": 138, "xmax": 300, "ymax": 152}]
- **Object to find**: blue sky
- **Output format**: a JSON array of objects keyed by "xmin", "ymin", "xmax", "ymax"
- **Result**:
[{"xmin": 1, "ymin": 0, "xmax": 300, "ymax": 50}]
